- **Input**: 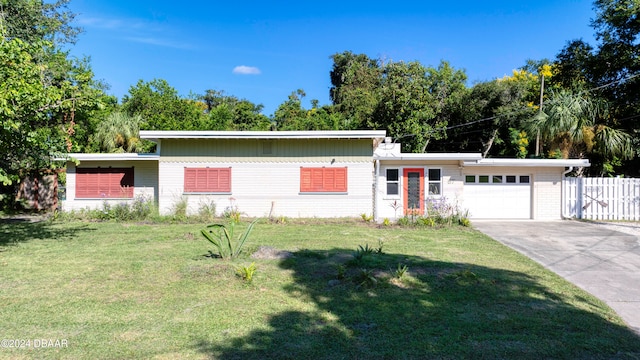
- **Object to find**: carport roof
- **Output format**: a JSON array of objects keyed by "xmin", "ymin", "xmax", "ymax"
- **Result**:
[{"xmin": 463, "ymin": 158, "xmax": 590, "ymax": 167}]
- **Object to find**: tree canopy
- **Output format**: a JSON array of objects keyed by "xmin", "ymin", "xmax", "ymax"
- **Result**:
[
  {"xmin": 3, "ymin": 0, "xmax": 640, "ymax": 204},
  {"xmin": 0, "ymin": 0, "xmax": 105, "ymax": 190}
]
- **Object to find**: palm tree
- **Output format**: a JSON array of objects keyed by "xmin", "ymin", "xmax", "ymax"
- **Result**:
[
  {"xmin": 94, "ymin": 112, "xmax": 142, "ymax": 153},
  {"xmin": 527, "ymin": 90, "xmax": 634, "ymax": 160}
]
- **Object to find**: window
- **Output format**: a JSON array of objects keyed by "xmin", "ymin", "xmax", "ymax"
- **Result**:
[
  {"xmin": 427, "ymin": 168, "xmax": 442, "ymax": 195},
  {"xmin": 300, "ymin": 167, "xmax": 347, "ymax": 193},
  {"xmin": 184, "ymin": 168, "xmax": 231, "ymax": 193},
  {"xmin": 76, "ymin": 168, "xmax": 134, "ymax": 199},
  {"xmin": 386, "ymin": 169, "xmax": 399, "ymax": 195},
  {"xmin": 466, "ymin": 175, "xmax": 530, "ymax": 184}
]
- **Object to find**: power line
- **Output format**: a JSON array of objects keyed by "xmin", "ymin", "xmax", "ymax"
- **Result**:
[
  {"xmin": 443, "ymin": 71, "xmax": 640, "ymax": 132},
  {"xmin": 586, "ymin": 72, "xmax": 640, "ymax": 93}
]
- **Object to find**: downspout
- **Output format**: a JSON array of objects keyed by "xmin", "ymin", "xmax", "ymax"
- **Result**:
[
  {"xmin": 373, "ymin": 159, "xmax": 380, "ymax": 222},
  {"xmin": 561, "ymin": 166, "xmax": 573, "ymax": 219}
]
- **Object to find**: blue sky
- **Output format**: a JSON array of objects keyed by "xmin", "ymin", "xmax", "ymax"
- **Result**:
[{"xmin": 67, "ymin": 1, "xmax": 597, "ymax": 116}]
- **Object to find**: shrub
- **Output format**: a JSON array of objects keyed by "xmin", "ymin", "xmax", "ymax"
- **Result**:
[
  {"xmin": 172, "ymin": 196, "xmax": 188, "ymax": 219},
  {"xmin": 223, "ymin": 197, "xmax": 241, "ymax": 223},
  {"xmin": 130, "ymin": 194, "xmax": 154, "ymax": 219},
  {"xmin": 198, "ymin": 200, "xmax": 217, "ymax": 222}
]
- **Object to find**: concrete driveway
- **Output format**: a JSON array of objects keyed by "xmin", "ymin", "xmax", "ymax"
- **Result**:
[{"xmin": 473, "ymin": 220, "xmax": 640, "ymax": 335}]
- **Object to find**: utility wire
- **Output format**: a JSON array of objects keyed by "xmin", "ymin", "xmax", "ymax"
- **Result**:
[{"xmin": 442, "ymin": 70, "xmax": 640, "ymax": 132}]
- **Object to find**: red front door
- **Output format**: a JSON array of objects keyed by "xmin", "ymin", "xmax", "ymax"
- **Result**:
[{"xmin": 403, "ymin": 168, "xmax": 424, "ymax": 215}]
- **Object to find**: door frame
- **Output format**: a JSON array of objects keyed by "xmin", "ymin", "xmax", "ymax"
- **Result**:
[{"xmin": 403, "ymin": 168, "xmax": 424, "ymax": 215}]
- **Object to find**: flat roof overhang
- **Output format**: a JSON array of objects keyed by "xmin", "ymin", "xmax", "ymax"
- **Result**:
[
  {"xmin": 140, "ymin": 130, "xmax": 387, "ymax": 142},
  {"xmin": 375, "ymin": 153, "xmax": 483, "ymax": 161},
  {"xmin": 463, "ymin": 158, "xmax": 591, "ymax": 167}
]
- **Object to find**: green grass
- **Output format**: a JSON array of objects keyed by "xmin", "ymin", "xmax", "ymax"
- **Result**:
[{"xmin": 1, "ymin": 218, "xmax": 639, "ymax": 359}]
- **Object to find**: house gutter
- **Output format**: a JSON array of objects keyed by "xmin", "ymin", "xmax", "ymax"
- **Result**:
[{"xmin": 561, "ymin": 166, "xmax": 574, "ymax": 219}]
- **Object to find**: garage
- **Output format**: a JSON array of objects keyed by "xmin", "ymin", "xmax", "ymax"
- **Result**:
[{"xmin": 463, "ymin": 174, "xmax": 532, "ymax": 219}]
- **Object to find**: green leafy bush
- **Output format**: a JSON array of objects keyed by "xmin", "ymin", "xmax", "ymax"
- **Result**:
[
  {"xmin": 172, "ymin": 196, "xmax": 188, "ymax": 219},
  {"xmin": 197, "ymin": 200, "xmax": 217, "ymax": 222}
]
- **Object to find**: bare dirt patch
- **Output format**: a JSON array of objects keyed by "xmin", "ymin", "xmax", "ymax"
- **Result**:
[{"xmin": 250, "ymin": 246, "xmax": 294, "ymax": 260}]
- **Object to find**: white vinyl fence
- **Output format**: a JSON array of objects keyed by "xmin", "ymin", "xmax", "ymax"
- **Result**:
[{"xmin": 564, "ymin": 177, "xmax": 640, "ymax": 220}]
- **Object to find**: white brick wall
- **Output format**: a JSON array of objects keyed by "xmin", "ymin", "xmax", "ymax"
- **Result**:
[
  {"xmin": 158, "ymin": 161, "xmax": 373, "ymax": 218},
  {"xmin": 532, "ymin": 168, "xmax": 564, "ymax": 219}
]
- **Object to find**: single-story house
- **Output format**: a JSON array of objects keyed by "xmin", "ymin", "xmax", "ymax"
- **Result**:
[
  {"xmin": 60, "ymin": 130, "xmax": 590, "ymax": 221},
  {"xmin": 372, "ymin": 140, "xmax": 589, "ymax": 221}
]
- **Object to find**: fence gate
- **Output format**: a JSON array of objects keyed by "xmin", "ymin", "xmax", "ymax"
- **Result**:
[{"xmin": 563, "ymin": 177, "xmax": 640, "ymax": 220}]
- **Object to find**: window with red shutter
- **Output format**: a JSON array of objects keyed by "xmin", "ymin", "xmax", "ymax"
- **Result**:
[
  {"xmin": 75, "ymin": 168, "xmax": 134, "ymax": 198},
  {"xmin": 300, "ymin": 167, "xmax": 347, "ymax": 193},
  {"xmin": 184, "ymin": 168, "xmax": 232, "ymax": 193}
]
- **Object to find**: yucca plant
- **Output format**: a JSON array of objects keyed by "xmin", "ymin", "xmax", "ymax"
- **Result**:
[
  {"xmin": 200, "ymin": 219, "xmax": 259, "ymax": 259},
  {"xmin": 394, "ymin": 263, "xmax": 409, "ymax": 279}
]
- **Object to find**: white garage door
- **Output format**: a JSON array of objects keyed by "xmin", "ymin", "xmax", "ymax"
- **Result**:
[{"xmin": 463, "ymin": 175, "xmax": 531, "ymax": 219}]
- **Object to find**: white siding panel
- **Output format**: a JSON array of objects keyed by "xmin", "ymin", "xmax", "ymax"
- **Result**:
[{"xmin": 158, "ymin": 161, "xmax": 373, "ymax": 218}]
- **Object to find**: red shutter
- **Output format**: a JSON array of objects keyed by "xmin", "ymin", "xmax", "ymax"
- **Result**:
[
  {"xmin": 76, "ymin": 168, "xmax": 134, "ymax": 198},
  {"xmin": 184, "ymin": 168, "xmax": 197, "ymax": 192},
  {"xmin": 300, "ymin": 168, "xmax": 312, "ymax": 192},
  {"xmin": 300, "ymin": 167, "xmax": 347, "ymax": 192},
  {"xmin": 184, "ymin": 168, "xmax": 231, "ymax": 193},
  {"xmin": 216, "ymin": 168, "xmax": 231, "ymax": 192},
  {"xmin": 332, "ymin": 167, "xmax": 347, "ymax": 192}
]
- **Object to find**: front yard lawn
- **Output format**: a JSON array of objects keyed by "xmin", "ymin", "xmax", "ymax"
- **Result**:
[{"xmin": 1, "ymin": 218, "xmax": 639, "ymax": 359}]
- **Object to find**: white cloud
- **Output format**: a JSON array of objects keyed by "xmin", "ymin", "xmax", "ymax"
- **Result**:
[{"xmin": 232, "ymin": 66, "xmax": 261, "ymax": 75}]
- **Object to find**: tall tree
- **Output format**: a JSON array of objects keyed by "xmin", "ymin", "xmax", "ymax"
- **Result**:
[
  {"xmin": 1, "ymin": 0, "xmax": 81, "ymax": 45},
  {"xmin": 0, "ymin": 0, "xmax": 104, "ymax": 189},
  {"xmin": 201, "ymin": 90, "xmax": 270, "ymax": 130},
  {"xmin": 554, "ymin": 0, "xmax": 640, "ymax": 174},
  {"xmin": 122, "ymin": 79, "xmax": 206, "ymax": 131},
  {"xmin": 329, "ymin": 52, "xmax": 467, "ymax": 152},
  {"xmin": 527, "ymin": 90, "xmax": 634, "ymax": 165},
  {"xmin": 329, "ymin": 51, "xmax": 381, "ymax": 129},
  {"xmin": 274, "ymin": 90, "xmax": 345, "ymax": 130}
]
